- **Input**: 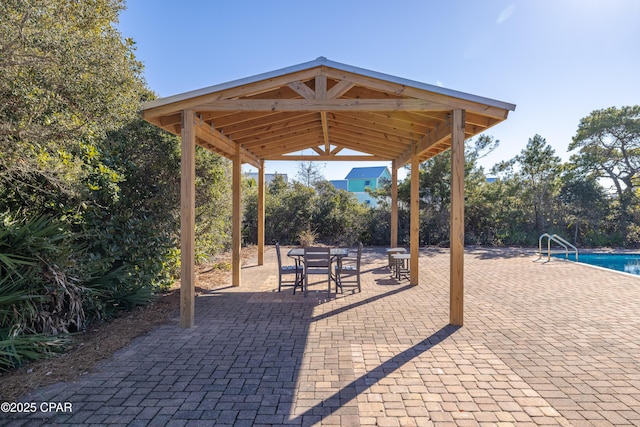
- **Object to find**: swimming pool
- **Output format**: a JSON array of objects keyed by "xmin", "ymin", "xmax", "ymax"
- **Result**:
[{"xmin": 552, "ymin": 252, "xmax": 640, "ymax": 276}]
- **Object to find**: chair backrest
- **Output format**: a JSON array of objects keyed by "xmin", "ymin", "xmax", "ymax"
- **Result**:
[
  {"xmin": 303, "ymin": 246, "xmax": 331, "ymax": 269},
  {"xmin": 355, "ymin": 242, "xmax": 363, "ymax": 267},
  {"xmin": 275, "ymin": 242, "xmax": 283, "ymax": 268}
]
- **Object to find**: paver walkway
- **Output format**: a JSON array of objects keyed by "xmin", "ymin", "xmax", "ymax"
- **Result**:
[{"xmin": 3, "ymin": 247, "xmax": 640, "ymax": 426}]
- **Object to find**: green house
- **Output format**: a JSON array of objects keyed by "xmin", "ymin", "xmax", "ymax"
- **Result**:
[{"xmin": 331, "ymin": 166, "xmax": 391, "ymax": 206}]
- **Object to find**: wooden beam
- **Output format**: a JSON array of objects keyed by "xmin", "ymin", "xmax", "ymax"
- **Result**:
[
  {"xmin": 257, "ymin": 160, "xmax": 265, "ymax": 265},
  {"xmin": 248, "ymin": 137, "xmax": 326, "ymax": 157},
  {"xmin": 321, "ymin": 136, "xmax": 403, "ymax": 159},
  {"xmin": 327, "ymin": 129, "xmax": 407, "ymax": 157},
  {"xmin": 323, "ymin": 67, "xmax": 510, "ymax": 120},
  {"xmin": 197, "ymin": 98, "xmax": 453, "ymax": 112},
  {"xmin": 194, "ymin": 119, "xmax": 261, "ymax": 168},
  {"xmin": 330, "ymin": 121, "xmax": 409, "ymax": 145},
  {"xmin": 418, "ymin": 139, "xmax": 452, "ymax": 162},
  {"xmin": 288, "ymin": 81, "xmax": 316, "ymax": 99},
  {"xmin": 391, "ymin": 160, "xmax": 398, "ymax": 247},
  {"xmin": 315, "ymin": 75, "xmax": 327, "ymax": 100},
  {"xmin": 395, "ymin": 118, "xmax": 452, "ymax": 167},
  {"xmin": 331, "ymin": 111, "xmax": 426, "ymax": 140},
  {"xmin": 316, "ymin": 75, "xmax": 330, "ymax": 152},
  {"xmin": 159, "ymin": 112, "xmax": 182, "ymax": 128},
  {"xmin": 320, "ymin": 112, "xmax": 330, "ymax": 151},
  {"xmin": 327, "ymin": 79, "xmax": 355, "ymax": 99},
  {"xmin": 450, "ymin": 109, "xmax": 465, "ymax": 326},
  {"xmin": 230, "ymin": 114, "xmax": 319, "ymax": 142},
  {"xmin": 267, "ymin": 154, "xmax": 386, "ymax": 161},
  {"xmin": 232, "ymin": 141, "xmax": 242, "ymax": 287},
  {"xmin": 238, "ymin": 123, "xmax": 323, "ymax": 146},
  {"xmin": 219, "ymin": 111, "xmax": 315, "ymax": 135},
  {"xmin": 142, "ymin": 67, "xmax": 322, "ymax": 119},
  {"xmin": 208, "ymin": 111, "xmax": 288, "ymax": 130},
  {"xmin": 410, "ymin": 143, "xmax": 420, "ymax": 285},
  {"xmin": 180, "ymin": 110, "xmax": 196, "ymax": 328}
]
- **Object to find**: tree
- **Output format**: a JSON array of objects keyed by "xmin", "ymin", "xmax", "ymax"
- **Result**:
[
  {"xmin": 569, "ymin": 106, "xmax": 640, "ymax": 243},
  {"xmin": 0, "ymin": 0, "xmax": 144, "ymax": 211},
  {"xmin": 194, "ymin": 147, "xmax": 232, "ymax": 261},
  {"xmin": 296, "ymin": 161, "xmax": 325, "ymax": 187},
  {"xmin": 557, "ymin": 166, "xmax": 609, "ymax": 245},
  {"xmin": 569, "ymin": 106, "xmax": 640, "ymax": 200},
  {"xmin": 312, "ymin": 181, "xmax": 367, "ymax": 245},
  {"xmin": 392, "ymin": 135, "xmax": 500, "ymax": 245},
  {"xmin": 492, "ymin": 135, "xmax": 562, "ymax": 235},
  {"xmin": 0, "ymin": 0, "xmax": 177, "ymax": 368}
]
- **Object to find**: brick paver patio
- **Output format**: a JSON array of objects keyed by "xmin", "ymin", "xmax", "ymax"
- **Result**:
[{"xmin": 3, "ymin": 246, "xmax": 640, "ymax": 426}]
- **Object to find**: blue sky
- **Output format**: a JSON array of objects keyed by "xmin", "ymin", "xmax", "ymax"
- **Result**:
[{"xmin": 118, "ymin": 0, "xmax": 640, "ymax": 181}]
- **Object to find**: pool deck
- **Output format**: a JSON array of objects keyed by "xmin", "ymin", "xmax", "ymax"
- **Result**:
[{"xmin": 3, "ymin": 246, "xmax": 640, "ymax": 426}]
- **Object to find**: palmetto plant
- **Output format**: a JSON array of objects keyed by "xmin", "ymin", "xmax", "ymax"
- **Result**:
[
  {"xmin": 0, "ymin": 214, "xmax": 76, "ymax": 371},
  {"xmin": 0, "ymin": 212, "xmax": 158, "ymax": 371}
]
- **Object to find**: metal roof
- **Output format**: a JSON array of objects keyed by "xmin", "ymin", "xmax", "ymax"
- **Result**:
[
  {"xmin": 143, "ymin": 57, "xmax": 516, "ymax": 112},
  {"xmin": 329, "ymin": 180, "xmax": 348, "ymax": 191},
  {"xmin": 345, "ymin": 166, "xmax": 390, "ymax": 180}
]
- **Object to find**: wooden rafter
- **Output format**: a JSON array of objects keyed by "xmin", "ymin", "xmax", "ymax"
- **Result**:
[
  {"xmin": 193, "ymin": 119, "xmax": 260, "ymax": 168},
  {"xmin": 320, "ymin": 112, "xmax": 330, "ymax": 150},
  {"xmin": 395, "ymin": 119, "xmax": 453, "ymax": 167},
  {"xmin": 323, "ymin": 67, "xmax": 510, "ymax": 120}
]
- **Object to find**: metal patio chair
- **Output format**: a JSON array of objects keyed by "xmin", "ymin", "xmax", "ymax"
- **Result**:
[
  {"xmin": 335, "ymin": 242, "xmax": 363, "ymax": 293},
  {"xmin": 276, "ymin": 242, "xmax": 303, "ymax": 293},
  {"xmin": 303, "ymin": 246, "xmax": 332, "ymax": 297}
]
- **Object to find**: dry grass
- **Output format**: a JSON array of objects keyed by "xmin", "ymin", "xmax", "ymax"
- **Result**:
[{"xmin": 0, "ymin": 246, "xmax": 257, "ymax": 402}]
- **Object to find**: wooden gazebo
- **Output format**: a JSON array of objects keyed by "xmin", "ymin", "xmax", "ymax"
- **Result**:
[{"xmin": 141, "ymin": 57, "xmax": 515, "ymax": 328}]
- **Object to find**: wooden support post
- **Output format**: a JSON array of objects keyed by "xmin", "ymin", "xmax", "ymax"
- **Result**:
[
  {"xmin": 410, "ymin": 144, "xmax": 420, "ymax": 285},
  {"xmin": 391, "ymin": 160, "xmax": 398, "ymax": 248},
  {"xmin": 257, "ymin": 160, "xmax": 265, "ymax": 265},
  {"xmin": 180, "ymin": 110, "xmax": 196, "ymax": 328},
  {"xmin": 450, "ymin": 109, "xmax": 465, "ymax": 326},
  {"xmin": 232, "ymin": 146, "xmax": 242, "ymax": 286}
]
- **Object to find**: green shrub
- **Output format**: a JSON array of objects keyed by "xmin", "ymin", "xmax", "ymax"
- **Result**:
[{"xmin": 0, "ymin": 214, "xmax": 76, "ymax": 370}]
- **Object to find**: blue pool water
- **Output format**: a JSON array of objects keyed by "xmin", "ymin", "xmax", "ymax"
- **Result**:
[{"xmin": 552, "ymin": 252, "xmax": 640, "ymax": 276}]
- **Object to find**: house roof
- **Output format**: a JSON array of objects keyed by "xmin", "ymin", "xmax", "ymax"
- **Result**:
[
  {"xmin": 141, "ymin": 57, "xmax": 515, "ymax": 169},
  {"xmin": 329, "ymin": 180, "xmax": 348, "ymax": 191},
  {"xmin": 345, "ymin": 166, "xmax": 389, "ymax": 180}
]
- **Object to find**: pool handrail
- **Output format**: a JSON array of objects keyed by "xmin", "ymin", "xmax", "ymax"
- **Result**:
[{"xmin": 538, "ymin": 233, "xmax": 578, "ymax": 262}]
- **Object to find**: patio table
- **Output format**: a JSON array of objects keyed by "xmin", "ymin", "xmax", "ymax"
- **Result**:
[
  {"xmin": 392, "ymin": 253, "xmax": 411, "ymax": 280},
  {"xmin": 287, "ymin": 247, "xmax": 350, "ymax": 294}
]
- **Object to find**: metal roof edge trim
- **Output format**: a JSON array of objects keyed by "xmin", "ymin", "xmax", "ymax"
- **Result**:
[{"xmin": 142, "ymin": 57, "xmax": 516, "ymax": 113}]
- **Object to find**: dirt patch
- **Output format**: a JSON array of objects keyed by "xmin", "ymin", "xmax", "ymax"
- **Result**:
[{"xmin": 0, "ymin": 246, "xmax": 257, "ymax": 402}]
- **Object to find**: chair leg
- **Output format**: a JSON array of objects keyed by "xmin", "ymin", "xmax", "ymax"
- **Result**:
[
  {"xmin": 304, "ymin": 272, "xmax": 308, "ymax": 298},
  {"xmin": 293, "ymin": 271, "xmax": 303, "ymax": 295}
]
